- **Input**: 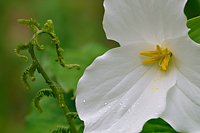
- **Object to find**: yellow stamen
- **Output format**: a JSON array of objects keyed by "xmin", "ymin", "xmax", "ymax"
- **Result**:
[
  {"xmin": 140, "ymin": 51, "xmax": 161, "ymax": 57},
  {"xmin": 160, "ymin": 54, "xmax": 170, "ymax": 70},
  {"xmin": 140, "ymin": 45, "xmax": 172, "ymax": 71},
  {"xmin": 156, "ymin": 45, "xmax": 162, "ymax": 52},
  {"xmin": 142, "ymin": 55, "xmax": 163, "ymax": 64}
]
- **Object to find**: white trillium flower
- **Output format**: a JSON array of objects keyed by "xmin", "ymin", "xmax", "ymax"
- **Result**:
[{"xmin": 76, "ymin": 0, "xmax": 200, "ymax": 133}]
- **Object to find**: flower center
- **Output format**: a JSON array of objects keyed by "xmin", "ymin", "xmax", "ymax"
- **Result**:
[{"xmin": 140, "ymin": 45, "xmax": 172, "ymax": 71}]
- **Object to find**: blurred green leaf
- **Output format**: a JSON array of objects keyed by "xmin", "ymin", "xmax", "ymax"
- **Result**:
[
  {"xmin": 26, "ymin": 90, "xmax": 83, "ymax": 133},
  {"xmin": 77, "ymin": 125, "xmax": 84, "ymax": 133},
  {"xmin": 43, "ymin": 43, "xmax": 109, "ymax": 92},
  {"xmin": 187, "ymin": 15, "xmax": 200, "ymax": 44},
  {"xmin": 185, "ymin": 0, "xmax": 200, "ymax": 19},
  {"xmin": 141, "ymin": 118, "xmax": 177, "ymax": 133}
]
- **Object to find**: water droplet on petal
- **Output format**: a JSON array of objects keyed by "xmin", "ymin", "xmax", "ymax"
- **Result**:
[
  {"xmin": 159, "ymin": 106, "xmax": 161, "ymax": 108},
  {"xmin": 119, "ymin": 102, "xmax": 122, "ymax": 106},
  {"xmin": 113, "ymin": 110, "xmax": 116, "ymax": 113},
  {"xmin": 104, "ymin": 102, "xmax": 107, "ymax": 105},
  {"xmin": 155, "ymin": 112, "xmax": 158, "ymax": 115},
  {"xmin": 83, "ymin": 100, "xmax": 86, "ymax": 103},
  {"xmin": 108, "ymin": 105, "xmax": 111, "ymax": 108},
  {"xmin": 128, "ymin": 109, "xmax": 131, "ymax": 113},
  {"xmin": 126, "ymin": 98, "xmax": 129, "ymax": 101},
  {"xmin": 124, "ymin": 105, "xmax": 126, "ymax": 108}
]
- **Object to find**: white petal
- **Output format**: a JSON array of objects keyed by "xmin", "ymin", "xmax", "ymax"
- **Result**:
[
  {"xmin": 162, "ymin": 36, "xmax": 200, "ymax": 105},
  {"xmin": 76, "ymin": 43, "xmax": 177, "ymax": 133},
  {"xmin": 162, "ymin": 36, "xmax": 200, "ymax": 74},
  {"xmin": 175, "ymin": 60, "xmax": 200, "ymax": 106},
  {"xmin": 161, "ymin": 37, "xmax": 200, "ymax": 132},
  {"xmin": 161, "ymin": 86, "xmax": 200, "ymax": 133},
  {"xmin": 103, "ymin": 0, "xmax": 188, "ymax": 46}
]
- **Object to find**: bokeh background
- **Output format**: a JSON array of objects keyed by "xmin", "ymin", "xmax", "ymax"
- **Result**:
[{"xmin": 0, "ymin": 0, "xmax": 200, "ymax": 132}]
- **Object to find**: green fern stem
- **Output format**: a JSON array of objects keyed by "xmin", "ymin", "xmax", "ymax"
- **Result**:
[{"xmin": 29, "ymin": 44, "xmax": 77, "ymax": 133}]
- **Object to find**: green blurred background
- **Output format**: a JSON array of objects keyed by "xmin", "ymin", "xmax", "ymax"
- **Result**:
[{"xmin": 0, "ymin": 0, "xmax": 200, "ymax": 133}]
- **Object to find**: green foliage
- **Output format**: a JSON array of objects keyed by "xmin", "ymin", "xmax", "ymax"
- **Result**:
[
  {"xmin": 16, "ymin": 18, "xmax": 80, "ymax": 71},
  {"xmin": 33, "ymin": 89, "xmax": 55, "ymax": 113},
  {"xmin": 185, "ymin": 0, "xmax": 200, "ymax": 19},
  {"xmin": 17, "ymin": 18, "xmax": 79, "ymax": 132},
  {"xmin": 141, "ymin": 118, "xmax": 177, "ymax": 133},
  {"xmin": 18, "ymin": 18, "xmax": 41, "ymax": 32},
  {"xmin": 187, "ymin": 15, "xmax": 200, "ymax": 43},
  {"xmin": 15, "ymin": 43, "xmax": 29, "ymax": 62},
  {"xmin": 26, "ymin": 90, "xmax": 83, "ymax": 133},
  {"xmin": 29, "ymin": 60, "xmax": 37, "ymax": 81},
  {"xmin": 65, "ymin": 112, "xmax": 79, "ymax": 119},
  {"xmin": 43, "ymin": 43, "xmax": 110, "ymax": 92},
  {"xmin": 77, "ymin": 125, "xmax": 84, "ymax": 133},
  {"xmin": 21, "ymin": 67, "xmax": 31, "ymax": 90},
  {"xmin": 20, "ymin": 58, "xmax": 38, "ymax": 90},
  {"xmin": 16, "ymin": 18, "xmax": 81, "ymax": 92},
  {"xmin": 51, "ymin": 126, "xmax": 69, "ymax": 133}
]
